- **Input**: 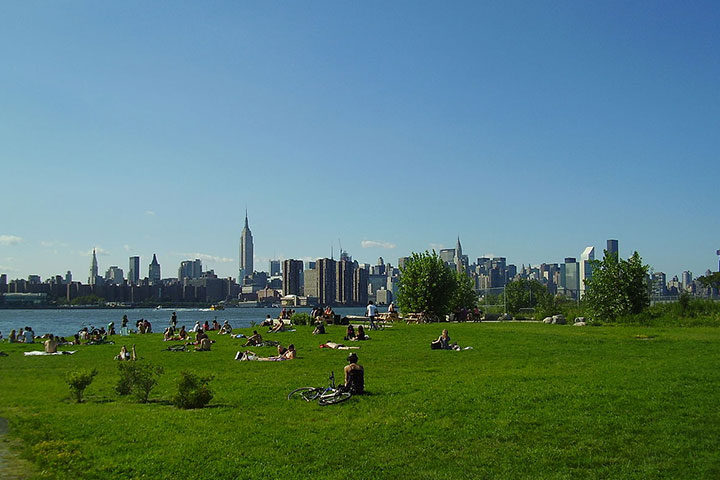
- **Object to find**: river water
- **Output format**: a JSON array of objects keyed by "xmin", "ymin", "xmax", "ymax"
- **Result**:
[{"xmin": 0, "ymin": 307, "xmax": 367, "ymax": 338}]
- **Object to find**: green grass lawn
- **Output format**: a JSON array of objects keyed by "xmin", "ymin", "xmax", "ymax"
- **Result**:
[{"xmin": 1, "ymin": 322, "xmax": 719, "ymax": 479}]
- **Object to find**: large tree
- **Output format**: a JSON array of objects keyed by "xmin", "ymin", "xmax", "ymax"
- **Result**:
[
  {"xmin": 504, "ymin": 278, "xmax": 550, "ymax": 315},
  {"xmin": 583, "ymin": 251, "xmax": 650, "ymax": 321},
  {"xmin": 449, "ymin": 271, "xmax": 478, "ymax": 312},
  {"xmin": 396, "ymin": 251, "xmax": 457, "ymax": 318}
]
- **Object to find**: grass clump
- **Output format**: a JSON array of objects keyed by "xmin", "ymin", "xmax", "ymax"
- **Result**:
[
  {"xmin": 115, "ymin": 362, "xmax": 164, "ymax": 403},
  {"xmin": 172, "ymin": 370, "xmax": 213, "ymax": 409},
  {"xmin": 66, "ymin": 368, "xmax": 97, "ymax": 403}
]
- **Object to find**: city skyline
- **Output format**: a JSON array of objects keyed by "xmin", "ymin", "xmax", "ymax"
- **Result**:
[{"xmin": 1, "ymin": 2, "xmax": 718, "ymax": 282}]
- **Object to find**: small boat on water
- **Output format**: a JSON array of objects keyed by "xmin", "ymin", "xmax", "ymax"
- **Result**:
[{"xmin": 210, "ymin": 304, "xmax": 224, "ymax": 311}]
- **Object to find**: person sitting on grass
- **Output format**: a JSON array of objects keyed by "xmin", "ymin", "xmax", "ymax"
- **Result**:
[
  {"xmin": 178, "ymin": 325, "xmax": 189, "ymax": 340},
  {"xmin": 431, "ymin": 329, "xmax": 460, "ymax": 350},
  {"xmin": 344, "ymin": 325, "xmax": 355, "ymax": 341},
  {"xmin": 243, "ymin": 330, "xmax": 263, "ymax": 347},
  {"xmin": 9, "ymin": 329, "xmax": 17, "ymax": 343},
  {"xmin": 195, "ymin": 336, "xmax": 211, "ymax": 351},
  {"xmin": 115, "ymin": 344, "xmax": 137, "ymax": 361},
  {"xmin": 352, "ymin": 325, "xmax": 368, "ymax": 341},
  {"xmin": 269, "ymin": 320, "xmax": 286, "ymax": 333},
  {"xmin": 312, "ymin": 321, "xmax": 326, "ymax": 335},
  {"xmin": 219, "ymin": 320, "xmax": 233, "ymax": 335},
  {"xmin": 44, "ymin": 334, "xmax": 59, "ymax": 353},
  {"xmin": 342, "ymin": 353, "xmax": 364, "ymax": 394},
  {"xmin": 236, "ymin": 343, "xmax": 296, "ymax": 361},
  {"xmin": 211, "ymin": 319, "xmax": 221, "ymax": 331}
]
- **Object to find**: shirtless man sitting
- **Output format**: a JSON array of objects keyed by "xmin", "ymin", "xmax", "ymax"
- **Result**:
[
  {"xmin": 343, "ymin": 353, "xmax": 364, "ymax": 394},
  {"xmin": 44, "ymin": 334, "xmax": 59, "ymax": 354},
  {"xmin": 243, "ymin": 330, "xmax": 263, "ymax": 346}
]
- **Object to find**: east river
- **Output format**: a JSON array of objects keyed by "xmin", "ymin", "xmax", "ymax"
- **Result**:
[{"xmin": 0, "ymin": 306, "xmax": 367, "ymax": 338}]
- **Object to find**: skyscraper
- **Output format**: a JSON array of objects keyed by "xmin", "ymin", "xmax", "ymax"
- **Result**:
[
  {"xmin": 149, "ymin": 254, "xmax": 161, "ymax": 284},
  {"xmin": 607, "ymin": 239, "xmax": 619, "ymax": 258},
  {"xmin": 282, "ymin": 259, "xmax": 303, "ymax": 296},
  {"xmin": 579, "ymin": 246, "xmax": 595, "ymax": 296},
  {"xmin": 239, "ymin": 210, "xmax": 254, "ymax": 282},
  {"xmin": 270, "ymin": 260, "xmax": 281, "ymax": 277},
  {"xmin": 89, "ymin": 249, "xmax": 99, "ymax": 285},
  {"xmin": 129, "ymin": 256, "xmax": 140, "ymax": 284}
]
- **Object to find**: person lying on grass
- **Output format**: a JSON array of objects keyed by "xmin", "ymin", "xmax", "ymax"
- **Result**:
[
  {"xmin": 235, "ymin": 344, "xmax": 296, "ymax": 361},
  {"xmin": 319, "ymin": 342, "xmax": 359, "ymax": 350},
  {"xmin": 115, "ymin": 344, "xmax": 137, "ymax": 361}
]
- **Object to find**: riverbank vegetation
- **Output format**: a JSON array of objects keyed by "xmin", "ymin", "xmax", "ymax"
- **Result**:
[{"xmin": 1, "ymin": 322, "xmax": 719, "ymax": 479}]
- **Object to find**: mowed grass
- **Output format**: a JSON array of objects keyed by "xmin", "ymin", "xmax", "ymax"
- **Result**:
[{"xmin": 1, "ymin": 322, "xmax": 720, "ymax": 479}]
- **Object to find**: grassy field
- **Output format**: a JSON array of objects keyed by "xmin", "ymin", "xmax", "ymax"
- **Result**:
[{"xmin": 1, "ymin": 321, "xmax": 719, "ymax": 479}]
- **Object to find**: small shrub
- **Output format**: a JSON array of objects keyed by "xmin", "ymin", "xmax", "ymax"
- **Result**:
[
  {"xmin": 290, "ymin": 312, "xmax": 313, "ymax": 326},
  {"xmin": 116, "ymin": 362, "xmax": 164, "ymax": 403},
  {"xmin": 172, "ymin": 370, "xmax": 213, "ymax": 409},
  {"xmin": 67, "ymin": 369, "xmax": 97, "ymax": 403}
]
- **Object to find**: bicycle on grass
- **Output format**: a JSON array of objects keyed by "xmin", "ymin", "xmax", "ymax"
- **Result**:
[{"xmin": 287, "ymin": 371, "xmax": 352, "ymax": 406}]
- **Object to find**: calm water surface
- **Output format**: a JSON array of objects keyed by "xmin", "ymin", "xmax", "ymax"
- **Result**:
[{"xmin": 0, "ymin": 307, "xmax": 367, "ymax": 338}]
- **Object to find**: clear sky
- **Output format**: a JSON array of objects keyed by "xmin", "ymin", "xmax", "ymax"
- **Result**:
[{"xmin": 1, "ymin": 1, "xmax": 718, "ymax": 282}]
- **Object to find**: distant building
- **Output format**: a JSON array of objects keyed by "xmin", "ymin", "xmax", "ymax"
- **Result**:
[
  {"xmin": 652, "ymin": 272, "xmax": 667, "ymax": 297},
  {"xmin": 128, "ymin": 256, "xmax": 140, "ymax": 285},
  {"xmin": 89, "ymin": 249, "xmax": 100, "ymax": 285},
  {"xmin": 398, "ymin": 257, "xmax": 409, "ymax": 270},
  {"xmin": 282, "ymin": 259, "xmax": 303, "ymax": 296},
  {"xmin": 239, "ymin": 210, "xmax": 253, "ymax": 282},
  {"xmin": 105, "ymin": 266, "xmax": 124, "ymax": 285},
  {"xmin": 607, "ymin": 239, "xmax": 619, "ymax": 258},
  {"xmin": 269, "ymin": 260, "xmax": 281, "ymax": 277},
  {"xmin": 65, "ymin": 271, "xmax": 72, "ymax": 284},
  {"xmin": 149, "ymin": 254, "xmax": 161, "ymax": 284},
  {"xmin": 336, "ymin": 260, "xmax": 355, "ymax": 304},
  {"xmin": 179, "ymin": 259, "xmax": 203, "ymax": 280},
  {"xmin": 579, "ymin": 246, "xmax": 595, "ymax": 296},
  {"xmin": 560, "ymin": 258, "xmax": 580, "ymax": 299},
  {"xmin": 317, "ymin": 258, "xmax": 336, "ymax": 306},
  {"xmin": 376, "ymin": 288, "xmax": 393, "ymax": 305},
  {"xmin": 682, "ymin": 271, "xmax": 693, "ymax": 290},
  {"xmin": 439, "ymin": 248, "xmax": 456, "ymax": 265},
  {"xmin": 353, "ymin": 267, "xmax": 369, "ymax": 305},
  {"xmin": 28, "ymin": 275, "xmax": 41, "ymax": 284}
]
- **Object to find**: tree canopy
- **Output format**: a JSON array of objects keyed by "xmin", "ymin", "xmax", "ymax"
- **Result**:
[
  {"xmin": 396, "ymin": 251, "xmax": 475, "ymax": 318},
  {"xmin": 583, "ymin": 251, "xmax": 650, "ymax": 321},
  {"xmin": 504, "ymin": 278, "xmax": 553, "ymax": 316}
]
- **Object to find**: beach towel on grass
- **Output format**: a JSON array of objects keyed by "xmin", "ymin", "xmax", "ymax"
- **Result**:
[{"xmin": 24, "ymin": 351, "xmax": 77, "ymax": 356}]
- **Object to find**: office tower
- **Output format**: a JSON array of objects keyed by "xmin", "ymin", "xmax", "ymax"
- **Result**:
[
  {"xmin": 353, "ymin": 266, "xmax": 369, "ymax": 305},
  {"xmin": 336, "ymin": 259, "xmax": 355, "ymax": 304},
  {"xmin": 398, "ymin": 257, "xmax": 409, "ymax": 270},
  {"xmin": 282, "ymin": 259, "xmax": 303, "ymax": 296},
  {"xmin": 270, "ymin": 260, "xmax": 281, "ymax": 277},
  {"xmin": 682, "ymin": 271, "xmax": 693, "ymax": 289},
  {"xmin": 651, "ymin": 272, "xmax": 667, "ymax": 297},
  {"xmin": 89, "ymin": 249, "xmax": 99, "ymax": 285},
  {"xmin": 453, "ymin": 237, "xmax": 464, "ymax": 273},
  {"xmin": 439, "ymin": 248, "xmax": 456, "ymax": 265},
  {"xmin": 315, "ymin": 258, "xmax": 337, "ymax": 305},
  {"xmin": 607, "ymin": 239, "xmax": 619, "ymax": 258},
  {"xmin": 149, "ymin": 254, "xmax": 161, "ymax": 284},
  {"xmin": 179, "ymin": 259, "xmax": 203, "ymax": 280},
  {"xmin": 129, "ymin": 256, "xmax": 140, "ymax": 285},
  {"xmin": 561, "ymin": 258, "xmax": 580, "ymax": 299},
  {"xmin": 105, "ymin": 266, "xmax": 124, "ymax": 285},
  {"xmin": 65, "ymin": 271, "xmax": 72, "ymax": 284},
  {"xmin": 239, "ymin": 210, "xmax": 253, "ymax": 281},
  {"xmin": 579, "ymin": 246, "xmax": 595, "ymax": 296}
]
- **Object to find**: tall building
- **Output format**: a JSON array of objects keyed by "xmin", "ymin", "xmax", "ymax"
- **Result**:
[
  {"xmin": 336, "ymin": 260, "xmax": 355, "ymax": 304},
  {"xmin": 579, "ymin": 246, "xmax": 595, "ymax": 296},
  {"xmin": 308, "ymin": 258, "xmax": 336, "ymax": 305},
  {"xmin": 89, "ymin": 249, "xmax": 99, "ymax": 285},
  {"xmin": 128, "ymin": 256, "xmax": 140, "ymax": 284},
  {"xmin": 353, "ymin": 266, "xmax": 369, "ymax": 305},
  {"xmin": 282, "ymin": 259, "xmax": 303, "ymax": 296},
  {"xmin": 561, "ymin": 257, "xmax": 580, "ymax": 299},
  {"xmin": 65, "ymin": 270, "xmax": 72, "ymax": 284},
  {"xmin": 239, "ymin": 210, "xmax": 254, "ymax": 282},
  {"xmin": 179, "ymin": 259, "xmax": 203, "ymax": 280},
  {"xmin": 682, "ymin": 271, "xmax": 693, "ymax": 289},
  {"xmin": 453, "ymin": 237, "xmax": 465, "ymax": 273},
  {"xmin": 149, "ymin": 254, "xmax": 161, "ymax": 284},
  {"xmin": 105, "ymin": 266, "xmax": 124, "ymax": 285},
  {"xmin": 607, "ymin": 239, "xmax": 619, "ymax": 258},
  {"xmin": 269, "ymin": 260, "xmax": 281, "ymax": 277}
]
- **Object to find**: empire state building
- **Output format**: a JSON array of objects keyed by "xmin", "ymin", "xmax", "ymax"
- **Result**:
[{"xmin": 239, "ymin": 210, "xmax": 253, "ymax": 282}]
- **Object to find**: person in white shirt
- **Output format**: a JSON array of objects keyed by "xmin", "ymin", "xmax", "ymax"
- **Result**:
[{"xmin": 366, "ymin": 301, "xmax": 378, "ymax": 330}]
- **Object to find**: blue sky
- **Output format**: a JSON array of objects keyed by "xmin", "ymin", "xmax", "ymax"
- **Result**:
[{"xmin": 1, "ymin": 1, "xmax": 718, "ymax": 281}]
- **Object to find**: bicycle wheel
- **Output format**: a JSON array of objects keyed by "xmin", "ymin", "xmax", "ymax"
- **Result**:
[
  {"xmin": 318, "ymin": 391, "xmax": 352, "ymax": 406},
  {"xmin": 287, "ymin": 387, "xmax": 321, "ymax": 401}
]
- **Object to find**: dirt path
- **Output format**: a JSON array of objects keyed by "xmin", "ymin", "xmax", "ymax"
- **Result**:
[{"xmin": 0, "ymin": 418, "xmax": 35, "ymax": 480}]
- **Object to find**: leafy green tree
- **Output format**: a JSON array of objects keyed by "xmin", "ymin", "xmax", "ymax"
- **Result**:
[
  {"xmin": 504, "ymin": 279, "xmax": 551, "ymax": 315},
  {"xmin": 396, "ymin": 251, "xmax": 456, "ymax": 318},
  {"xmin": 698, "ymin": 272, "xmax": 720, "ymax": 291},
  {"xmin": 583, "ymin": 251, "xmax": 650, "ymax": 321},
  {"xmin": 449, "ymin": 271, "xmax": 478, "ymax": 312}
]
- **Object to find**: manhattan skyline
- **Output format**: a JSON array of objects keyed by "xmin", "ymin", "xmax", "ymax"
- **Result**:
[{"xmin": 1, "ymin": 2, "xmax": 718, "ymax": 280}]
